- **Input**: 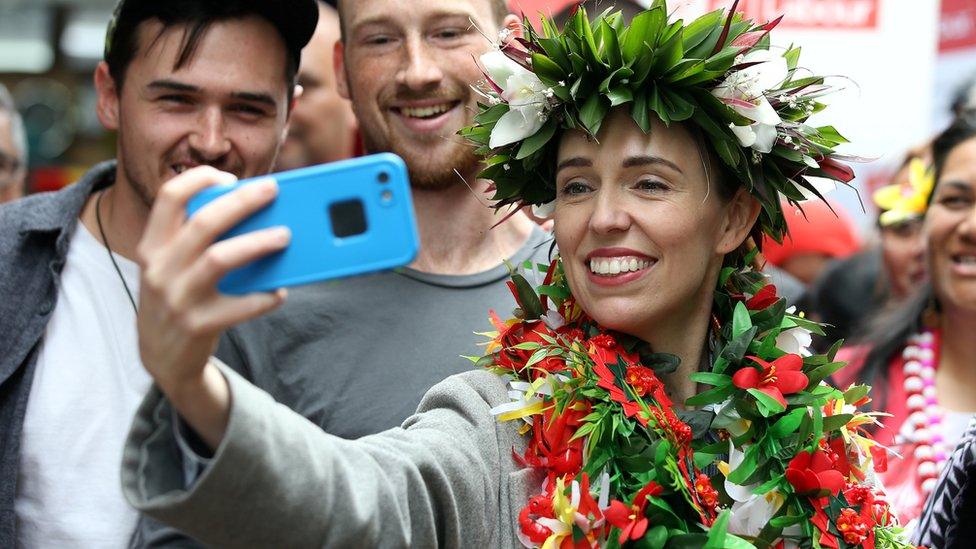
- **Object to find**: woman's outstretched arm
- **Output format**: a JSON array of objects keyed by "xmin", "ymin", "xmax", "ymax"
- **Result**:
[{"xmin": 122, "ymin": 364, "xmax": 528, "ymax": 548}]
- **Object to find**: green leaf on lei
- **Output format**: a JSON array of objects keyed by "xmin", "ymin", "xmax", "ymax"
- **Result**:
[
  {"xmin": 748, "ymin": 388, "xmax": 786, "ymax": 417},
  {"xmin": 510, "ymin": 273, "xmax": 543, "ymax": 320}
]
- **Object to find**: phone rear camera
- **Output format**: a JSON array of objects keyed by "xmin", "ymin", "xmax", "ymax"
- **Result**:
[
  {"xmin": 377, "ymin": 171, "xmax": 390, "ymax": 184},
  {"xmin": 329, "ymin": 199, "xmax": 367, "ymax": 238}
]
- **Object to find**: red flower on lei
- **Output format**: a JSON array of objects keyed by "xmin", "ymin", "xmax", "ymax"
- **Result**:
[
  {"xmin": 746, "ymin": 283, "xmax": 778, "ymax": 310},
  {"xmin": 733, "ymin": 354, "xmax": 808, "ymax": 408},
  {"xmin": 492, "ymin": 316, "xmax": 565, "ymax": 375},
  {"xmin": 786, "ymin": 448, "xmax": 845, "ymax": 496},
  {"xmin": 590, "ymin": 334, "xmax": 647, "ymax": 424},
  {"xmin": 523, "ymin": 401, "xmax": 591, "ymax": 477},
  {"xmin": 605, "ymin": 481, "xmax": 664, "ymax": 544}
]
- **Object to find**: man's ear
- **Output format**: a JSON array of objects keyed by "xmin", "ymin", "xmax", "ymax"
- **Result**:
[
  {"xmin": 502, "ymin": 14, "xmax": 523, "ymax": 42},
  {"xmin": 94, "ymin": 61, "xmax": 120, "ymax": 131},
  {"xmin": 281, "ymin": 85, "xmax": 303, "ymax": 142},
  {"xmin": 334, "ymin": 40, "xmax": 350, "ymax": 100},
  {"xmin": 289, "ymin": 85, "xmax": 304, "ymax": 114},
  {"xmin": 716, "ymin": 188, "xmax": 762, "ymax": 255}
]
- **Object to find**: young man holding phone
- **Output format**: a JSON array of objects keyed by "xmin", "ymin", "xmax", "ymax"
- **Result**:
[
  {"xmin": 206, "ymin": 0, "xmax": 549, "ymax": 439},
  {"xmin": 0, "ymin": 0, "xmax": 317, "ymax": 545},
  {"xmin": 133, "ymin": 0, "xmax": 550, "ymax": 544}
]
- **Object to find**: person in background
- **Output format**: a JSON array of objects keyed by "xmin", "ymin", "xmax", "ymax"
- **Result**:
[
  {"xmin": 809, "ymin": 149, "xmax": 932, "ymax": 349},
  {"xmin": 276, "ymin": 0, "xmax": 358, "ymax": 170},
  {"xmin": 837, "ymin": 117, "xmax": 976, "ymax": 530},
  {"xmin": 0, "ymin": 0, "xmax": 317, "ymax": 545},
  {"xmin": 0, "ymin": 83, "xmax": 27, "ymax": 203},
  {"xmin": 761, "ymin": 199, "xmax": 861, "ymax": 286},
  {"xmin": 873, "ymin": 152, "xmax": 933, "ymax": 301},
  {"xmin": 950, "ymin": 73, "xmax": 976, "ymax": 122}
]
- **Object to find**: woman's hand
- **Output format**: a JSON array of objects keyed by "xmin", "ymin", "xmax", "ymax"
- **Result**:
[{"xmin": 135, "ymin": 166, "xmax": 291, "ymax": 448}]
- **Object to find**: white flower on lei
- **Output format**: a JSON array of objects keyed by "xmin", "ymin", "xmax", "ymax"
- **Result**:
[
  {"xmin": 481, "ymin": 50, "xmax": 552, "ymax": 149},
  {"xmin": 721, "ymin": 442, "xmax": 785, "ymax": 538},
  {"xmin": 776, "ymin": 326, "xmax": 813, "ymax": 357},
  {"xmin": 709, "ymin": 398, "xmax": 751, "ymax": 437},
  {"xmin": 712, "ymin": 49, "xmax": 788, "ymax": 153}
]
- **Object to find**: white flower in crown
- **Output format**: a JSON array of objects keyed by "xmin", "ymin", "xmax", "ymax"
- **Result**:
[
  {"xmin": 481, "ymin": 50, "xmax": 551, "ymax": 149},
  {"xmin": 712, "ymin": 49, "xmax": 788, "ymax": 154}
]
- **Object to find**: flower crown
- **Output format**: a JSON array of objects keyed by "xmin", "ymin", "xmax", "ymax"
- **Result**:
[
  {"xmin": 460, "ymin": 0, "xmax": 857, "ymax": 242},
  {"xmin": 873, "ymin": 158, "xmax": 935, "ymax": 227}
]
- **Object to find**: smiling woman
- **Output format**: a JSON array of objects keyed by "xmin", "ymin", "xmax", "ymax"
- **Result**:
[
  {"xmin": 553, "ymin": 112, "xmax": 752, "ymax": 384},
  {"xmin": 122, "ymin": 3, "xmax": 918, "ymax": 548},
  {"xmin": 842, "ymin": 117, "xmax": 976, "ymax": 531}
]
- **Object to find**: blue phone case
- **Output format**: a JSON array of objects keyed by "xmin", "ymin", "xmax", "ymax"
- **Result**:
[{"xmin": 186, "ymin": 153, "xmax": 419, "ymax": 295}]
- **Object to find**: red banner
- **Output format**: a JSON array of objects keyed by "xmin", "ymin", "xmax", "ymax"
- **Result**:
[
  {"xmin": 710, "ymin": 0, "xmax": 879, "ymax": 30},
  {"xmin": 940, "ymin": 0, "xmax": 976, "ymax": 53}
]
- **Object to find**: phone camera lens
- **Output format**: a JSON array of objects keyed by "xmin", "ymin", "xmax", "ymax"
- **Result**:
[{"xmin": 377, "ymin": 172, "xmax": 390, "ymax": 184}]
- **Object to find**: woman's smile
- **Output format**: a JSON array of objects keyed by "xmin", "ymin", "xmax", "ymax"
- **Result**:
[{"xmin": 585, "ymin": 248, "xmax": 656, "ymax": 286}]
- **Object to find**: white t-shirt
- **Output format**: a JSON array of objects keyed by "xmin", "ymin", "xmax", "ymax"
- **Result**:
[{"xmin": 15, "ymin": 222, "xmax": 150, "ymax": 548}]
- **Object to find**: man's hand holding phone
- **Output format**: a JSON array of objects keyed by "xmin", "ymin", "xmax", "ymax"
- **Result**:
[{"xmin": 135, "ymin": 166, "xmax": 290, "ymax": 449}]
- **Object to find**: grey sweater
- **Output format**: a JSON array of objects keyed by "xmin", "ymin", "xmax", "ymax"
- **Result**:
[{"xmin": 121, "ymin": 365, "xmax": 542, "ymax": 548}]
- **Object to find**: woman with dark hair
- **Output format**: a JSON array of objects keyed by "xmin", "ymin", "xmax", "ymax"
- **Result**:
[
  {"xmin": 836, "ymin": 117, "xmax": 976, "ymax": 528},
  {"xmin": 120, "ymin": 5, "xmax": 917, "ymax": 548}
]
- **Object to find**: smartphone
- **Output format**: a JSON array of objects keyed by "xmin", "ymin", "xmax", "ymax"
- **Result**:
[{"xmin": 186, "ymin": 153, "xmax": 419, "ymax": 295}]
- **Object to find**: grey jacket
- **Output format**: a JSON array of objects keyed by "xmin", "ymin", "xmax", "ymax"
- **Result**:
[
  {"xmin": 122, "ymin": 365, "xmax": 542, "ymax": 548},
  {"xmin": 0, "ymin": 161, "xmax": 115, "ymax": 543}
]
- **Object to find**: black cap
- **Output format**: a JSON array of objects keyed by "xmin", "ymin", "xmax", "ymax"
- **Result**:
[{"xmin": 104, "ymin": 0, "xmax": 319, "ymax": 68}]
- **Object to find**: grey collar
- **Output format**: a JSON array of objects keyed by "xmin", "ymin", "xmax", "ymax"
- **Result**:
[{"xmin": 17, "ymin": 160, "xmax": 116, "ymax": 234}]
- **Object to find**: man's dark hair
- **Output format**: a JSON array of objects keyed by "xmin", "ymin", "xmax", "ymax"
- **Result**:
[{"xmin": 105, "ymin": 1, "xmax": 312, "ymax": 101}]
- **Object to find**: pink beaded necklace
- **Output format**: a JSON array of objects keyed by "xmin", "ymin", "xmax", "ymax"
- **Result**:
[{"xmin": 897, "ymin": 328, "xmax": 945, "ymax": 496}]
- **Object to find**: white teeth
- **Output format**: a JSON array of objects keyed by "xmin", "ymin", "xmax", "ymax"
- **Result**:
[
  {"xmin": 173, "ymin": 165, "xmax": 186, "ymax": 174},
  {"xmin": 399, "ymin": 103, "xmax": 453, "ymax": 119},
  {"xmin": 957, "ymin": 256, "xmax": 976, "ymax": 265},
  {"xmin": 588, "ymin": 256, "xmax": 652, "ymax": 276}
]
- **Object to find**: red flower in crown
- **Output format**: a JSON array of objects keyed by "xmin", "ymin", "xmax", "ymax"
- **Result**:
[{"xmin": 733, "ymin": 354, "xmax": 809, "ymax": 408}]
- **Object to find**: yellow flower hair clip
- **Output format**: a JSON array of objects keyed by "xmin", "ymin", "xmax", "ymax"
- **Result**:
[{"xmin": 873, "ymin": 158, "xmax": 935, "ymax": 227}]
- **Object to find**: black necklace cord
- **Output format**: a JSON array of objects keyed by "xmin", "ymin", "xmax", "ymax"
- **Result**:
[{"xmin": 95, "ymin": 189, "xmax": 139, "ymax": 314}]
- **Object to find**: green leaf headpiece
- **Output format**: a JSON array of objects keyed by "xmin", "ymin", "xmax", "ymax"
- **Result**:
[{"xmin": 460, "ymin": 0, "xmax": 857, "ymax": 242}]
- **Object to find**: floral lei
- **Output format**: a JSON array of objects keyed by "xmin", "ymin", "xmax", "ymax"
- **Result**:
[{"xmin": 474, "ymin": 254, "xmax": 919, "ymax": 549}]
